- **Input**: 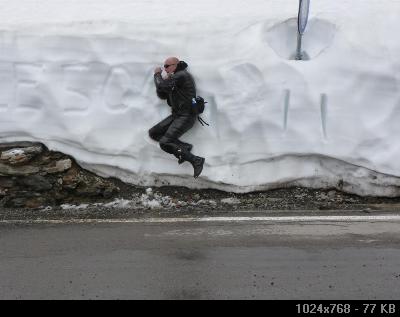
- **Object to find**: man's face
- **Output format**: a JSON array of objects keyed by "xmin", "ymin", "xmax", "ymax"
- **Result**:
[{"xmin": 164, "ymin": 59, "xmax": 178, "ymax": 74}]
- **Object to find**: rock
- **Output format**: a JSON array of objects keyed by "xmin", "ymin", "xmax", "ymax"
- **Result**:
[
  {"xmin": 0, "ymin": 163, "xmax": 40, "ymax": 176},
  {"xmin": 0, "ymin": 142, "xmax": 42, "ymax": 152},
  {"xmin": 6, "ymin": 197, "xmax": 27, "ymax": 208},
  {"xmin": 0, "ymin": 177, "xmax": 15, "ymax": 188},
  {"xmin": 317, "ymin": 192, "xmax": 329, "ymax": 200},
  {"xmin": 0, "ymin": 188, "xmax": 7, "ymax": 197},
  {"xmin": 2, "ymin": 195, "xmax": 49, "ymax": 208},
  {"xmin": 74, "ymin": 174, "xmax": 119, "ymax": 198},
  {"xmin": 328, "ymin": 190, "xmax": 336, "ymax": 199},
  {"xmin": 62, "ymin": 168, "xmax": 80, "ymax": 189},
  {"xmin": 25, "ymin": 197, "xmax": 46, "ymax": 209},
  {"xmin": 0, "ymin": 142, "xmax": 122, "ymax": 208},
  {"xmin": 103, "ymin": 187, "xmax": 118, "ymax": 199},
  {"xmin": 146, "ymin": 187, "xmax": 154, "ymax": 197},
  {"xmin": 43, "ymin": 159, "xmax": 72, "ymax": 174},
  {"xmin": 0, "ymin": 145, "xmax": 43, "ymax": 165},
  {"xmin": 76, "ymin": 184, "xmax": 102, "ymax": 197},
  {"xmin": 16, "ymin": 175, "xmax": 53, "ymax": 192}
]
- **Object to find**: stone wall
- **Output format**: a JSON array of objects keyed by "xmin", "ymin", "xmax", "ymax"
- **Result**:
[{"xmin": 0, "ymin": 142, "xmax": 119, "ymax": 208}]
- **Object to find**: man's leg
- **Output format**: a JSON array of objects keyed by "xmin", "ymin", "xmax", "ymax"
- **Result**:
[
  {"xmin": 149, "ymin": 115, "xmax": 192, "ymax": 163},
  {"xmin": 159, "ymin": 115, "xmax": 205, "ymax": 178},
  {"xmin": 148, "ymin": 115, "xmax": 174, "ymax": 142},
  {"xmin": 175, "ymin": 140, "xmax": 193, "ymax": 164},
  {"xmin": 159, "ymin": 115, "xmax": 195, "ymax": 155},
  {"xmin": 176, "ymin": 140, "xmax": 193, "ymax": 152}
]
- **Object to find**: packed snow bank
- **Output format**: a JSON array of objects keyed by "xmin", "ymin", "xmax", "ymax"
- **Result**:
[{"xmin": 0, "ymin": 0, "xmax": 400, "ymax": 196}]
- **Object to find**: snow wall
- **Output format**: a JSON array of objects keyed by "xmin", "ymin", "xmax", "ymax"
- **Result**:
[{"xmin": 0, "ymin": 0, "xmax": 400, "ymax": 196}]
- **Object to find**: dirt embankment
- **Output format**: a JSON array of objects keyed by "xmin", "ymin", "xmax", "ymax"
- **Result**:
[
  {"xmin": 1, "ymin": 141, "xmax": 400, "ymax": 212},
  {"xmin": 0, "ymin": 142, "xmax": 120, "ymax": 208}
]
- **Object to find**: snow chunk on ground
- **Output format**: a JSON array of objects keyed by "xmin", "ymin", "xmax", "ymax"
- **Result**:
[
  {"xmin": 221, "ymin": 198, "xmax": 241, "ymax": 205},
  {"xmin": 61, "ymin": 203, "xmax": 90, "ymax": 210}
]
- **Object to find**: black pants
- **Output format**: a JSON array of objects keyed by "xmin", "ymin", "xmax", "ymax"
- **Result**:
[{"xmin": 149, "ymin": 114, "xmax": 196, "ymax": 159}]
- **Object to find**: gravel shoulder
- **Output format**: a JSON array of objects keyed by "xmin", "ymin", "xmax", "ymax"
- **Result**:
[{"xmin": 2, "ymin": 184, "xmax": 400, "ymax": 221}]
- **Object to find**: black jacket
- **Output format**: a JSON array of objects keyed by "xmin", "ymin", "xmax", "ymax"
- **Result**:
[{"xmin": 154, "ymin": 61, "xmax": 196, "ymax": 115}]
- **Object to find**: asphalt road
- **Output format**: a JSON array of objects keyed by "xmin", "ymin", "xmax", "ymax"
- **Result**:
[{"xmin": 1, "ymin": 214, "xmax": 400, "ymax": 300}]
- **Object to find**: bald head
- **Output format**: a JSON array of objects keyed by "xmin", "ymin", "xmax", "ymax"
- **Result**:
[
  {"xmin": 165, "ymin": 57, "xmax": 179, "ymax": 64},
  {"xmin": 164, "ymin": 57, "xmax": 180, "ymax": 74}
]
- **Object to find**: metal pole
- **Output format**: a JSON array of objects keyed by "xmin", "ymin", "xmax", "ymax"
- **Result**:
[
  {"xmin": 295, "ymin": 0, "xmax": 310, "ymax": 60},
  {"xmin": 296, "ymin": 33, "xmax": 303, "ymax": 60}
]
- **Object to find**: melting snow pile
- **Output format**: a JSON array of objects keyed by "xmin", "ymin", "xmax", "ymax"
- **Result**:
[
  {"xmin": 0, "ymin": 0, "xmax": 400, "ymax": 196},
  {"xmin": 59, "ymin": 188, "xmax": 217, "ymax": 210}
]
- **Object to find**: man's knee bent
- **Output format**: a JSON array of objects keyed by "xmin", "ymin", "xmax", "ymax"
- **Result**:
[
  {"xmin": 148, "ymin": 128, "xmax": 161, "ymax": 142},
  {"xmin": 159, "ymin": 142, "xmax": 174, "ymax": 155},
  {"xmin": 159, "ymin": 136, "xmax": 178, "ymax": 155}
]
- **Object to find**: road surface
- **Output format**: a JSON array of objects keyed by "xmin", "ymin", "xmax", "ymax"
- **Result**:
[{"xmin": 1, "ymin": 213, "xmax": 400, "ymax": 300}]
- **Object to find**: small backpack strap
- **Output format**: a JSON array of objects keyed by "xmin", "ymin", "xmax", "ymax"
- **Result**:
[{"xmin": 198, "ymin": 116, "xmax": 210, "ymax": 126}]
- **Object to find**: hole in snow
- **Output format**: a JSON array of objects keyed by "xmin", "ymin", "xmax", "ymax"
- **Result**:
[{"xmin": 265, "ymin": 18, "xmax": 336, "ymax": 60}]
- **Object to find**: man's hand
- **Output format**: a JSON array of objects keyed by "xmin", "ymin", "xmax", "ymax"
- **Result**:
[{"xmin": 154, "ymin": 67, "xmax": 162, "ymax": 74}]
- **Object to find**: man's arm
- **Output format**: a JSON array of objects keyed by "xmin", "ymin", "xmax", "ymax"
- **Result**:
[
  {"xmin": 156, "ymin": 89, "xmax": 168, "ymax": 100},
  {"xmin": 154, "ymin": 73, "xmax": 176, "ymax": 94},
  {"xmin": 153, "ymin": 68, "xmax": 169, "ymax": 99},
  {"xmin": 154, "ymin": 69, "xmax": 186, "ymax": 92}
]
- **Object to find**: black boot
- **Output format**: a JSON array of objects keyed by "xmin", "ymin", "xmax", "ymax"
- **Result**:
[
  {"xmin": 178, "ymin": 144, "xmax": 193, "ymax": 165},
  {"xmin": 176, "ymin": 149, "xmax": 205, "ymax": 178},
  {"xmin": 191, "ymin": 156, "xmax": 205, "ymax": 178}
]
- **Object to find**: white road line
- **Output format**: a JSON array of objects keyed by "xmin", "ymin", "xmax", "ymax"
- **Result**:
[{"xmin": 2, "ymin": 215, "xmax": 400, "ymax": 224}]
